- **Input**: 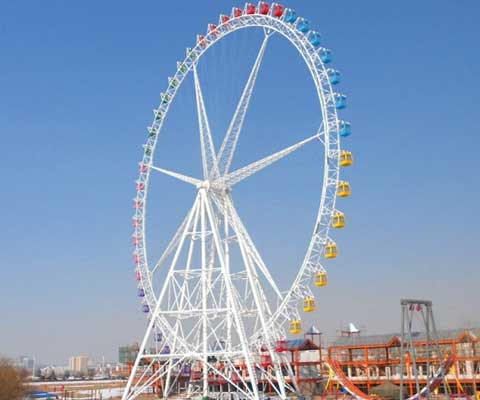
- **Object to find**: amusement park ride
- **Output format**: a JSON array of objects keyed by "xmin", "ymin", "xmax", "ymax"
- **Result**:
[
  {"xmin": 124, "ymin": 2, "xmax": 353, "ymax": 400},
  {"xmin": 121, "ymin": 3, "xmax": 463, "ymax": 400}
]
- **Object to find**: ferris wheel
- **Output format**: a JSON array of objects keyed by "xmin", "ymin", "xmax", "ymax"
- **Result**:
[{"xmin": 124, "ymin": 3, "xmax": 353, "ymax": 400}]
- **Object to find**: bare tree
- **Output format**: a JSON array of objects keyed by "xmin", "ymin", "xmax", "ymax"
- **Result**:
[{"xmin": 0, "ymin": 358, "xmax": 26, "ymax": 400}]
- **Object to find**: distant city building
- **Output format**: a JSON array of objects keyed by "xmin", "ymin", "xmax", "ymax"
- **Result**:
[
  {"xmin": 17, "ymin": 355, "xmax": 35, "ymax": 370},
  {"xmin": 118, "ymin": 343, "xmax": 157, "ymax": 366},
  {"xmin": 119, "ymin": 343, "xmax": 140, "ymax": 365},
  {"xmin": 69, "ymin": 355, "xmax": 89, "ymax": 374}
]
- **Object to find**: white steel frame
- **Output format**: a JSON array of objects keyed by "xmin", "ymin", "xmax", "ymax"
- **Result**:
[{"xmin": 125, "ymin": 5, "xmax": 346, "ymax": 400}]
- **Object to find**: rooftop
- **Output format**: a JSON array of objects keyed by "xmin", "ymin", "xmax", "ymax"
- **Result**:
[{"xmin": 330, "ymin": 327, "xmax": 480, "ymax": 348}]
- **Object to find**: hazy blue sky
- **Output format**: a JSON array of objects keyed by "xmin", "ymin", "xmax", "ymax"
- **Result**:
[{"xmin": 1, "ymin": 0, "xmax": 479, "ymax": 365}]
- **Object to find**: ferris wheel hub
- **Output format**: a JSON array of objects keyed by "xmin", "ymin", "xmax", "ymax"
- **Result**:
[
  {"xmin": 197, "ymin": 179, "xmax": 232, "ymax": 196},
  {"xmin": 197, "ymin": 180, "xmax": 211, "ymax": 190}
]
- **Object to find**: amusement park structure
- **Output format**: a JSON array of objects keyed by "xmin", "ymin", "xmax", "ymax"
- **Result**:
[
  {"xmin": 124, "ymin": 2, "xmax": 353, "ymax": 400},
  {"xmin": 326, "ymin": 300, "xmax": 480, "ymax": 400},
  {"xmin": 327, "ymin": 326, "xmax": 480, "ymax": 399}
]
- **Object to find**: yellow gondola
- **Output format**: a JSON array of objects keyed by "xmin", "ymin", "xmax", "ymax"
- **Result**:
[
  {"xmin": 324, "ymin": 242, "xmax": 338, "ymax": 259},
  {"xmin": 315, "ymin": 271, "xmax": 328, "ymax": 287},
  {"xmin": 303, "ymin": 297, "xmax": 315, "ymax": 312},
  {"xmin": 290, "ymin": 320, "xmax": 302, "ymax": 334},
  {"xmin": 337, "ymin": 181, "xmax": 351, "ymax": 197},
  {"xmin": 332, "ymin": 212, "xmax": 345, "ymax": 228},
  {"xmin": 339, "ymin": 150, "xmax": 353, "ymax": 167}
]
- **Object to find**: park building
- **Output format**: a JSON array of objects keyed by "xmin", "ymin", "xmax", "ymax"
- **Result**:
[{"xmin": 327, "ymin": 327, "xmax": 480, "ymax": 397}]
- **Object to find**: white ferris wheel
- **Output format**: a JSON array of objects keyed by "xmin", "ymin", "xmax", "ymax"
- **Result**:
[{"xmin": 124, "ymin": 3, "xmax": 353, "ymax": 400}]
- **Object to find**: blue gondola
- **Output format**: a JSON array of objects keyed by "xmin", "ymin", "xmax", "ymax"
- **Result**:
[
  {"xmin": 142, "ymin": 304, "xmax": 150, "ymax": 313},
  {"xmin": 319, "ymin": 48, "xmax": 332, "ymax": 63},
  {"xmin": 161, "ymin": 345, "xmax": 171, "ymax": 354},
  {"xmin": 181, "ymin": 364, "xmax": 191, "ymax": 375},
  {"xmin": 155, "ymin": 332, "xmax": 163, "ymax": 342},
  {"xmin": 328, "ymin": 69, "xmax": 341, "ymax": 84},
  {"xmin": 297, "ymin": 18, "xmax": 310, "ymax": 33},
  {"xmin": 284, "ymin": 9, "xmax": 297, "ymax": 23},
  {"xmin": 334, "ymin": 94, "xmax": 347, "ymax": 109},
  {"xmin": 338, "ymin": 121, "xmax": 351, "ymax": 137},
  {"xmin": 308, "ymin": 31, "xmax": 321, "ymax": 48},
  {"xmin": 138, "ymin": 288, "xmax": 145, "ymax": 297}
]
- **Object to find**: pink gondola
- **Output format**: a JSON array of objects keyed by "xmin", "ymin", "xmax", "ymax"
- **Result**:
[
  {"xmin": 208, "ymin": 24, "xmax": 218, "ymax": 35},
  {"xmin": 197, "ymin": 35, "xmax": 206, "ymax": 47}
]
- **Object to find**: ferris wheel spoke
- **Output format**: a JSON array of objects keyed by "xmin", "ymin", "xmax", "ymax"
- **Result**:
[
  {"xmin": 216, "ymin": 34, "xmax": 270, "ymax": 177},
  {"xmin": 150, "ymin": 165, "xmax": 201, "ymax": 187},
  {"xmin": 209, "ymin": 193, "xmax": 283, "ymax": 305},
  {"xmin": 193, "ymin": 65, "xmax": 219, "ymax": 179},
  {"xmin": 223, "ymin": 132, "xmax": 321, "ymax": 187},
  {"xmin": 223, "ymin": 195, "xmax": 284, "ymax": 302},
  {"xmin": 151, "ymin": 202, "xmax": 197, "ymax": 275}
]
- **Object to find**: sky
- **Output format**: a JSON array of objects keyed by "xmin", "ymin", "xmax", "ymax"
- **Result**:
[{"xmin": 1, "ymin": 0, "xmax": 479, "ymax": 366}]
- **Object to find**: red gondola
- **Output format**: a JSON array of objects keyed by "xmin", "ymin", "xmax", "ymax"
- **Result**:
[
  {"xmin": 272, "ymin": 3, "xmax": 284, "ymax": 17},
  {"xmin": 220, "ymin": 14, "xmax": 230, "ymax": 24},
  {"xmin": 232, "ymin": 371, "xmax": 241, "ymax": 382},
  {"xmin": 136, "ymin": 182, "xmax": 145, "ymax": 191},
  {"xmin": 275, "ymin": 339, "xmax": 288, "ymax": 352},
  {"xmin": 245, "ymin": 3, "xmax": 256, "ymax": 14},
  {"xmin": 139, "ymin": 164, "xmax": 148, "ymax": 173},
  {"xmin": 233, "ymin": 7, "xmax": 243, "ymax": 17},
  {"xmin": 191, "ymin": 370, "xmax": 201, "ymax": 381},
  {"xmin": 259, "ymin": 2, "xmax": 270, "ymax": 15},
  {"xmin": 260, "ymin": 354, "xmax": 272, "ymax": 367}
]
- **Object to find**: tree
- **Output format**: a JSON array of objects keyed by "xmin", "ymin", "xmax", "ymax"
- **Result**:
[{"xmin": 0, "ymin": 358, "xmax": 26, "ymax": 400}]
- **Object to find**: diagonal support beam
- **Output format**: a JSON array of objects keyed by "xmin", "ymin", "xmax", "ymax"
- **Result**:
[
  {"xmin": 193, "ymin": 65, "xmax": 219, "ymax": 179},
  {"xmin": 223, "ymin": 133, "xmax": 320, "ymax": 187},
  {"xmin": 216, "ymin": 34, "xmax": 270, "ymax": 177},
  {"xmin": 210, "ymin": 193, "xmax": 284, "ymax": 303},
  {"xmin": 150, "ymin": 165, "xmax": 201, "ymax": 187}
]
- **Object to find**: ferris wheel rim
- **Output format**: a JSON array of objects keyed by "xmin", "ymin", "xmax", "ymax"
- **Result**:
[{"xmin": 132, "ymin": 10, "xmax": 343, "ymax": 336}]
